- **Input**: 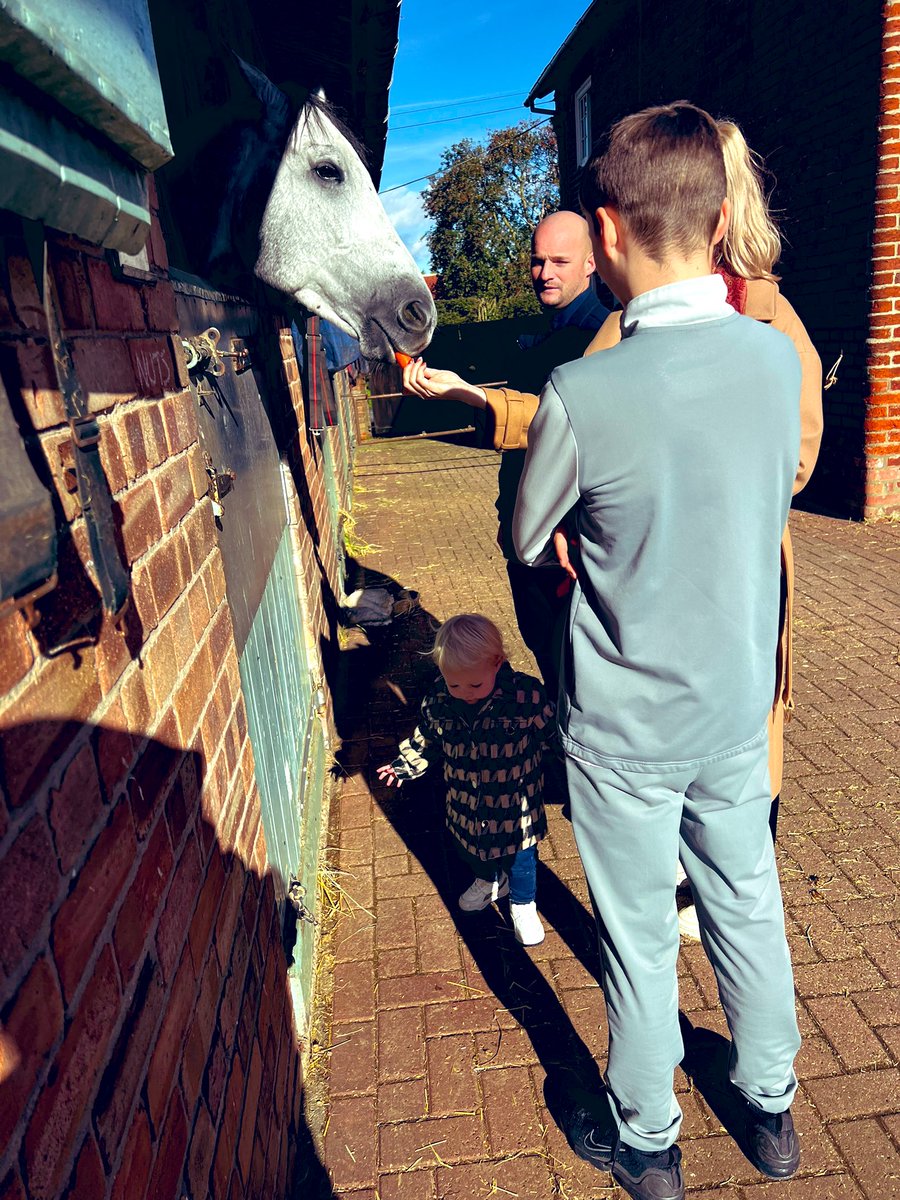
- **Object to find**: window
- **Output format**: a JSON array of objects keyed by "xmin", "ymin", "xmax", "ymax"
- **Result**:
[{"xmin": 574, "ymin": 77, "xmax": 592, "ymax": 168}]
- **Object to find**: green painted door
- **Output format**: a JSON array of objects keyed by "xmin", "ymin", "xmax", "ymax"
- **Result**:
[{"xmin": 174, "ymin": 274, "xmax": 326, "ymax": 1019}]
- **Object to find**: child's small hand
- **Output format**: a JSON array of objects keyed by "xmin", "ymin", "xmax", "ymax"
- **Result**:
[
  {"xmin": 376, "ymin": 763, "xmax": 403, "ymax": 788},
  {"xmin": 553, "ymin": 527, "xmax": 578, "ymax": 581}
]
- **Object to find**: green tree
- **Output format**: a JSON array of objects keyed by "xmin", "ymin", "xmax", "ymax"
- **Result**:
[{"xmin": 423, "ymin": 122, "xmax": 559, "ymax": 324}]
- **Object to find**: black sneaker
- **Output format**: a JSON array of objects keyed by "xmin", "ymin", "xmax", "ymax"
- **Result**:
[
  {"xmin": 743, "ymin": 1101, "xmax": 800, "ymax": 1178},
  {"xmin": 543, "ymin": 1077, "xmax": 615, "ymax": 1169},
  {"xmin": 611, "ymin": 1142, "xmax": 684, "ymax": 1200}
]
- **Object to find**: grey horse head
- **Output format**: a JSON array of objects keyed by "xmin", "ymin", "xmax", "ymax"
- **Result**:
[{"xmin": 211, "ymin": 60, "xmax": 435, "ymax": 362}]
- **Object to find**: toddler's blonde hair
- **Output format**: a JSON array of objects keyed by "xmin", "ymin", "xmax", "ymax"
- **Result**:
[
  {"xmin": 432, "ymin": 614, "xmax": 505, "ymax": 673},
  {"xmin": 717, "ymin": 120, "xmax": 781, "ymax": 281}
]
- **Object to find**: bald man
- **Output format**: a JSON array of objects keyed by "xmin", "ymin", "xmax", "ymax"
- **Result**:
[
  {"xmin": 404, "ymin": 212, "xmax": 610, "ymax": 696},
  {"xmin": 528, "ymin": 209, "xmax": 602, "ymax": 316}
]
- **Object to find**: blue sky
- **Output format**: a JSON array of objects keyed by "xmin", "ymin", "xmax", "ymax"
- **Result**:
[{"xmin": 379, "ymin": 0, "xmax": 591, "ymax": 271}]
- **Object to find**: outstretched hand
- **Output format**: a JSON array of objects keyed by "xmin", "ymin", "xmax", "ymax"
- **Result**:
[
  {"xmin": 376, "ymin": 763, "xmax": 403, "ymax": 788},
  {"xmin": 402, "ymin": 359, "xmax": 487, "ymax": 408}
]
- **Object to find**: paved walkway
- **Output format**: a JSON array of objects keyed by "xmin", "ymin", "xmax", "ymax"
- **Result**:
[{"xmin": 310, "ymin": 435, "xmax": 900, "ymax": 1200}]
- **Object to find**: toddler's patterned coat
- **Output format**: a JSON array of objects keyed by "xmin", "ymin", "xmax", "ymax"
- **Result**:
[{"xmin": 390, "ymin": 662, "xmax": 554, "ymax": 869}]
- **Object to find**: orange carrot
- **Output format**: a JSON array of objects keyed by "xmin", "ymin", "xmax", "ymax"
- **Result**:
[{"xmin": 395, "ymin": 352, "xmax": 413, "ymax": 368}]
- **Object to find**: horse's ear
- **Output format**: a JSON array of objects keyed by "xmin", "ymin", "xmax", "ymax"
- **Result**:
[{"xmin": 233, "ymin": 54, "xmax": 293, "ymax": 135}]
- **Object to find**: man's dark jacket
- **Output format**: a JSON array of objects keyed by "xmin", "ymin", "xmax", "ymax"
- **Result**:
[{"xmin": 495, "ymin": 286, "xmax": 610, "ymax": 559}]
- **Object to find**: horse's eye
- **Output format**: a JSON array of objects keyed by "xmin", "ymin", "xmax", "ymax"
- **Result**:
[{"xmin": 314, "ymin": 162, "xmax": 343, "ymax": 184}]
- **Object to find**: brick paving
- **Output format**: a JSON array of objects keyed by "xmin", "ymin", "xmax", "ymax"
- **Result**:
[{"xmin": 309, "ymin": 434, "xmax": 900, "ymax": 1200}]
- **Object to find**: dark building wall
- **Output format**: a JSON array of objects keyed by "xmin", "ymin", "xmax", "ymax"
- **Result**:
[
  {"xmin": 546, "ymin": 0, "xmax": 889, "ymax": 517},
  {"xmin": 0, "ymin": 2, "xmax": 391, "ymax": 1196}
]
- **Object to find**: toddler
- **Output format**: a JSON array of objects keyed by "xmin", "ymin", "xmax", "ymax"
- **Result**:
[{"xmin": 377, "ymin": 614, "xmax": 553, "ymax": 946}]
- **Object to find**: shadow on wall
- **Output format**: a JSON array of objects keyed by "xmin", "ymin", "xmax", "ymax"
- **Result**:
[{"xmin": 0, "ymin": 721, "xmax": 334, "ymax": 1200}]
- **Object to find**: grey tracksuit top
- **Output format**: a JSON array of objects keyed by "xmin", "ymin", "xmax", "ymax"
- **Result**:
[{"xmin": 513, "ymin": 275, "xmax": 801, "ymax": 770}]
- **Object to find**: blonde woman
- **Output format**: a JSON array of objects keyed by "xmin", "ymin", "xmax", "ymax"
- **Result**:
[
  {"xmin": 586, "ymin": 121, "xmax": 823, "ymax": 781},
  {"xmin": 577, "ymin": 121, "xmax": 823, "ymax": 937},
  {"xmin": 587, "ymin": 120, "xmax": 822, "ymax": 493}
]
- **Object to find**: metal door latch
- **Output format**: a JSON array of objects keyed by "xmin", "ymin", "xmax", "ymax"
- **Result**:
[
  {"xmin": 220, "ymin": 336, "xmax": 251, "ymax": 373},
  {"xmin": 204, "ymin": 454, "xmax": 235, "ymax": 519},
  {"xmin": 181, "ymin": 327, "xmax": 251, "ymax": 377},
  {"xmin": 288, "ymin": 878, "xmax": 317, "ymax": 925}
]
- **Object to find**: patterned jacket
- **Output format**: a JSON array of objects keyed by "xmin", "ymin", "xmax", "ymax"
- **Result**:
[{"xmin": 390, "ymin": 663, "xmax": 554, "ymax": 866}]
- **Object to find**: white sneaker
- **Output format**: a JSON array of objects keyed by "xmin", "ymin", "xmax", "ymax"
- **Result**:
[
  {"xmin": 677, "ymin": 903, "xmax": 701, "ymax": 942},
  {"xmin": 511, "ymin": 901, "xmax": 545, "ymax": 946},
  {"xmin": 459, "ymin": 873, "xmax": 508, "ymax": 912}
]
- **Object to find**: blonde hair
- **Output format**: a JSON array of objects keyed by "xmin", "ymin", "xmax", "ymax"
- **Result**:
[
  {"xmin": 717, "ymin": 120, "xmax": 781, "ymax": 280},
  {"xmin": 432, "ymin": 614, "xmax": 505, "ymax": 673}
]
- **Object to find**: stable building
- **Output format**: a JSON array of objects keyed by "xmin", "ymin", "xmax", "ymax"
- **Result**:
[{"xmin": 0, "ymin": 1, "xmax": 402, "ymax": 1196}]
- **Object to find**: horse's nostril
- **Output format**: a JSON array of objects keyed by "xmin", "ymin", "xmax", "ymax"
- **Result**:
[{"xmin": 398, "ymin": 300, "xmax": 430, "ymax": 332}]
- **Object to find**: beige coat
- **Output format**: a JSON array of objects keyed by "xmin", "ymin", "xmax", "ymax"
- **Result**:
[{"xmin": 482, "ymin": 278, "xmax": 823, "ymax": 795}]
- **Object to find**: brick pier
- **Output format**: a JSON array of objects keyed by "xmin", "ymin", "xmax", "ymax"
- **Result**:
[{"xmin": 312, "ymin": 434, "xmax": 899, "ymax": 1199}]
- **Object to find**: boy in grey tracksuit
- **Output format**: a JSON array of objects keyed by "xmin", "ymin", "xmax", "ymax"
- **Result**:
[{"xmin": 513, "ymin": 104, "xmax": 802, "ymax": 1200}]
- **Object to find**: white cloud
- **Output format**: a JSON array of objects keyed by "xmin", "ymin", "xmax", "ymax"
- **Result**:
[{"xmin": 381, "ymin": 187, "xmax": 432, "ymax": 272}]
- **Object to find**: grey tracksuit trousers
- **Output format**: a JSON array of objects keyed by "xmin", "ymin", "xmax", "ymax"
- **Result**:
[{"xmin": 566, "ymin": 729, "xmax": 801, "ymax": 1153}]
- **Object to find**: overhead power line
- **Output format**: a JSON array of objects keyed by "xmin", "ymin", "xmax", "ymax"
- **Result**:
[
  {"xmin": 379, "ymin": 117, "xmax": 552, "ymax": 195},
  {"xmin": 379, "ymin": 172, "xmax": 438, "ymax": 195},
  {"xmin": 391, "ymin": 105, "xmax": 525, "ymax": 132},
  {"xmin": 390, "ymin": 90, "xmax": 527, "ymax": 117}
]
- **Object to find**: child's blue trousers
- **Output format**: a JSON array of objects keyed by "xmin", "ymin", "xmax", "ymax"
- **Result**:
[
  {"xmin": 566, "ymin": 728, "xmax": 801, "ymax": 1153},
  {"xmin": 508, "ymin": 843, "xmax": 538, "ymax": 904},
  {"xmin": 473, "ymin": 844, "xmax": 538, "ymax": 902}
]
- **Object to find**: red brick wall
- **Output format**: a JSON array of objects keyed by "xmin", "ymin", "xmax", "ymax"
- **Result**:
[
  {"xmin": 550, "ymin": 0, "xmax": 893, "ymax": 518},
  {"xmin": 0, "ymin": 193, "xmax": 324, "ymax": 1197},
  {"xmin": 867, "ymin": 0, "xmax": 900, "ymax": 516}
]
